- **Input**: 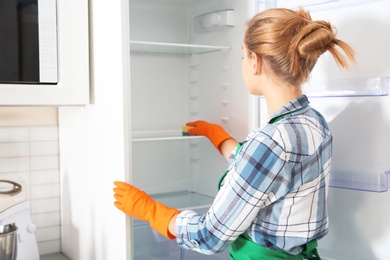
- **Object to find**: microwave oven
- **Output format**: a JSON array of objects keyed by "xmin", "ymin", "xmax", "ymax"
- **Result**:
[{"xmin": 0, "ymin": 0, "xmax": 57, "ymax": 84}]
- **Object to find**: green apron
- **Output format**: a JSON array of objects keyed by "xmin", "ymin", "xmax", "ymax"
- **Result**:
[
  {"xmin": 229, "ymin": 232, "xmax": 320, "ymax": 260},
  {"xmin": 218, "ymin": 106, "xmax": 321, "ymax": 259}
]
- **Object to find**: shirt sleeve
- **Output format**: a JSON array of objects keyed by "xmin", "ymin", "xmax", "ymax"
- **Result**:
[{"xmin": 175, "ymin": 135, "xmax": 292, "ymax": 254}]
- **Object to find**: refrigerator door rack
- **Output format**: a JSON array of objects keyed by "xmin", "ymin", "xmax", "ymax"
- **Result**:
[
  {"xmin": 273, "ymin": 0, "xmax": 386, "ymax": 10},
  {"xmin": 130, "ymin": 40, "xmax": 231, "ymax": 55},
  {"xmin": 303, "ymin": 76, "xmax": 390, "ymax": 97},
  {"xmin": 329, "ymin": 170, "xmax": 390, "ymax": 192}
]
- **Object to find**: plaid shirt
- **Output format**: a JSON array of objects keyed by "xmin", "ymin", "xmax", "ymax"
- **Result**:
[{"xmin": 175, "ymin": 95, "xmax": 332, "ymax": 255}]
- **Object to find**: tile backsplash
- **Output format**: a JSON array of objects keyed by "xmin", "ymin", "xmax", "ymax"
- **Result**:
[{"xmin": 0, "ymin": 125, "xmax": 61, "ymax": 256}]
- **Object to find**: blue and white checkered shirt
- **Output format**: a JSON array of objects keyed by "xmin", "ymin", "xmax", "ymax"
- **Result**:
[{"xmin": 175, "ymin": 95, "xmax": 332, "ymax": 255}]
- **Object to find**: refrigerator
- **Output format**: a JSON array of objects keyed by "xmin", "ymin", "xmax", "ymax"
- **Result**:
[{"xmin": 128, "ymin": 0, "xmax": 390, "ymax": 259}]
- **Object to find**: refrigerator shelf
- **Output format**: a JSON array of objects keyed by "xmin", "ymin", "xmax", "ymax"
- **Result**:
[
  {"xmin": 329, "ymin": 170, "xmax": 390, "ymax": 192},
  {"xmin": 303, "ymin": 76, "xmax": 390, "ymax": 97},
  {"xmin": 152, "ymin": 190, "xmax": 214, "ymax": 210},
  {"xmin": 130, "ymin": 40, "xmax": 231, "ymax": 55},
  {"xmin": 132, "ymin": 130, "xmax": 203, "ymax": 142},
  {"xmin": 134, "ymin": 191, "xmax": 214, "ymax": 228}
]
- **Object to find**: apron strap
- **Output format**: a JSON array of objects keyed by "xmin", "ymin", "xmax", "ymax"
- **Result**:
[
  {"xmin": 269, "ymin": 105, "xmax": 308, "ymax": 124},
  {"xmin": 301, "ymin": 240, "xmax": 321, "ymax": 260}
]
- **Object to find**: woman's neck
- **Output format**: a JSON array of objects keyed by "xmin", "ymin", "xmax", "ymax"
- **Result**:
[{"xmin": 263, "ymin": 81, "xmax": 302, "ymax": 115}]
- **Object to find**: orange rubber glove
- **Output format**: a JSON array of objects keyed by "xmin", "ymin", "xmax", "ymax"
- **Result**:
[
  {"xmin": 113, "ymin": 181, "xmax": 180, "ymax": 239},
  {"xmin": 186, "ymin": 120, "xmax": 232, "ymax": 153}
]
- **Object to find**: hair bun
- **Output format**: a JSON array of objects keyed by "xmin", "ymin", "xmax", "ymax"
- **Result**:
[
  {"xmin": 244, "ymin": 8, "xmax": 355, "ymax": 86},
  {"xmin": 297, "ymin": 21, "xmax": 335, "ymax": 58}
]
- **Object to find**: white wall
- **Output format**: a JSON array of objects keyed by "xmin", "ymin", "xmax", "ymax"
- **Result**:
[{"xmin": 58, "ymin": 0, "xmax": 131, "ymax": 259}]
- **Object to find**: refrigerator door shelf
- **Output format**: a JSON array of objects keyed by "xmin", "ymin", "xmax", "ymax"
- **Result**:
[
  {"xmin": 130, "ymin": 41, "xmax": 231, "ymax": 55},
  {"xmin": 276, "ymin": 0, "xmax": 385, "ymax": 10},
  {"xmin": 329, "ymin": 170, "xmax": 390, "ymax": 192},
  {"xmin": 303, "ymin": 76, "xmax": 390, "ymax": 97}
]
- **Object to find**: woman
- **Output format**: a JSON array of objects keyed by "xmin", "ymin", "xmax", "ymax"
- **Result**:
[{"xmin": 113, "ymin": 8, "xmax": 355, "ymax": 259}]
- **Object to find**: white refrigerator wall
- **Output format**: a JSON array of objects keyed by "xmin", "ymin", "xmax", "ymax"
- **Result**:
[{"xmin": 187, "ymin": 1, "xmax": 260, "ymax": 197}]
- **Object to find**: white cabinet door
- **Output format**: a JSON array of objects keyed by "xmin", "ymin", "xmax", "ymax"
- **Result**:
[{"xmin": 0, "ymin": 0, "xmax": 89, "ymax": 105}]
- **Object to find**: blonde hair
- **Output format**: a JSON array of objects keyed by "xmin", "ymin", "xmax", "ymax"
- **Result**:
[{"xmin": 244, "ymin": 8, "xmax": 356, "ymax": 86}]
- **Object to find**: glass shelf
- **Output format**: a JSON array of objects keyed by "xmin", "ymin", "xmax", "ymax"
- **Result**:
[
  {"xmin": 133, "ymin": 191, "xmax": 214, "ymax": 228},
  {"xmin": 132, "ymin": 130, "xmax": 204, "ymax": 142},
  {"xmin": 303, "ymin": 76, "xmax": 390, "ymax": 97},
  {"xmin": 130, "ymin": 40, "xmax": 231, "ymax": 55},
  {"xmin": 152, "ymin": 190, "xmax": 214, "ymax": 210},
  {"xmin": 329, "ymin": 170, "xmax": 390, "ymax": 192},
  {"xmin": 131, "ymin": 191, "xmax": 229, "ymax": 260}
]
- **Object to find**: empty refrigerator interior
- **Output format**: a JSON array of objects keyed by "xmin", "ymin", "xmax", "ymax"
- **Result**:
[
  {"xmin": 129, "ymin": 0, "xmax": 256, "ymax": 258},
  {"xmin": 129, "ymin": 0, "xmax": 257, "ymax": 212}
]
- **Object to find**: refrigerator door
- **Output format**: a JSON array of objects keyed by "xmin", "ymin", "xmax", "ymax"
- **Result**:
[{"xmin": 272, "ymin": 1, "xmax": 390, "ymax": 259}]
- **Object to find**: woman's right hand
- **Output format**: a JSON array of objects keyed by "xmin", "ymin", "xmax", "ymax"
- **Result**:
[{"xmin": 186, "ymin": 120, "xmax": 237, "ymax": 158}]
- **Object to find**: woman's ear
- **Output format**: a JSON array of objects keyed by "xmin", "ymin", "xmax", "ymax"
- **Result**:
[{"xmin": 251, "ymin": 52, "xmax": 262, "ymax": 75}]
